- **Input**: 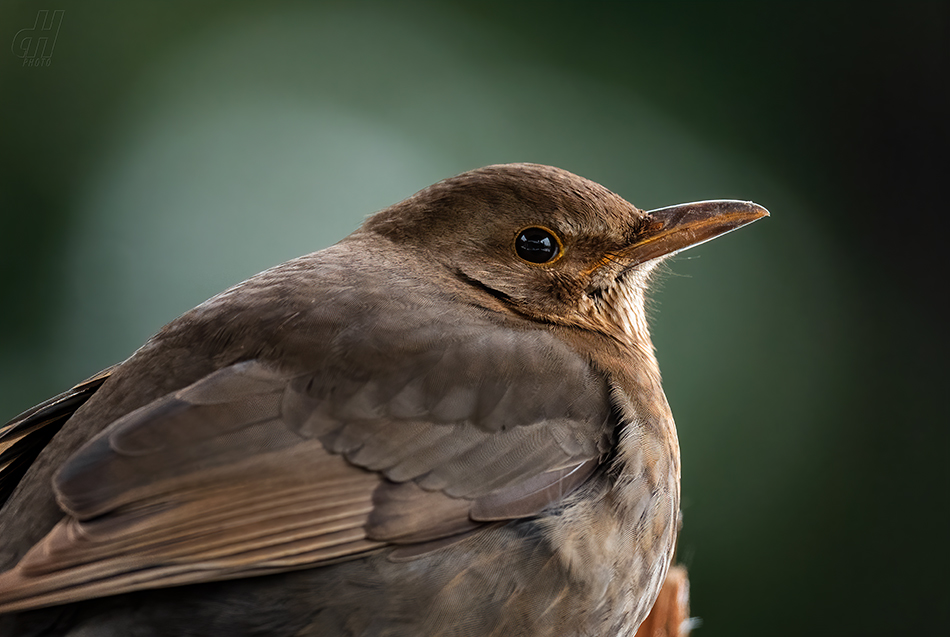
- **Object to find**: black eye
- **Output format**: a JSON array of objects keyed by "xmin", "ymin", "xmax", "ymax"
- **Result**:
[{"xmin": 515, "ymin": 227, "xmax": 561, "ymax": 264}]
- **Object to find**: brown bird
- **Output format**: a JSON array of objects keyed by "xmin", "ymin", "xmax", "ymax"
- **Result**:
[{"xmin": 0, "ymin": 164, "xmax": 766, "ymax": 636}]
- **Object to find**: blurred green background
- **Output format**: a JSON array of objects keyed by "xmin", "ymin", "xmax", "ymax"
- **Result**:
[{"xmin": 1, "ymin": 1, "xmax": 946, "ymax": 635}]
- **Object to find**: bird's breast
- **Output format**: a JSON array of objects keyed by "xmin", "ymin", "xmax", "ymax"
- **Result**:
[{"xmin": 538, "ymin": 433, "xmax": 679, "ymax": 635}]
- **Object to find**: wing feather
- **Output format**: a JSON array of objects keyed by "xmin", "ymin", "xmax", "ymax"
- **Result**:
[
  {"xmin": 0, "ymin": 366, "xmax": 114, "ymax": 506},
  {"xmin": 0, "ymin": 322, "xmax": 614, "ymax": 613}
]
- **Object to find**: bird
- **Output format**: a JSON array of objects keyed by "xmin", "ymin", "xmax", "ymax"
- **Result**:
[{"xmin": 0, "ymin": 163, "xmax": 767, "ymax": 636}]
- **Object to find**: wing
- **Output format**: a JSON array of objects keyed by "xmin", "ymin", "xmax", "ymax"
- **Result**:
[
  {"xmin": 0, "ymin": 367, "xmax": 115, "ymax": 508},
  {"xmin": 0, "ymin": 326, "xmax": 613, "ymax": 613}
]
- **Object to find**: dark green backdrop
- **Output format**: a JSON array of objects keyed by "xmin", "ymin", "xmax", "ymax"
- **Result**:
[{"xmin": 1, "ymin": 2, "xmax": 946, "ymax": 635}]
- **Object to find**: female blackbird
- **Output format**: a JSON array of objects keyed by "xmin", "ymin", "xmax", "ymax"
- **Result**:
[{"xmin": 0, "ymin": 164, "xmax": 766, "ymax": 636}]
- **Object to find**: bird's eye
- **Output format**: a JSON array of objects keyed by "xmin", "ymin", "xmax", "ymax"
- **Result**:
[{"xmin": 515, "ymin": 227, "xmax": 562, "ymax": 264}]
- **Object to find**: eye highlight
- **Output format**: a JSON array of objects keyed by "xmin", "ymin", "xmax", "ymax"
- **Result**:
[{"xmin": 514, "ymin": 226, "xmax": 562, "ymax": 264}]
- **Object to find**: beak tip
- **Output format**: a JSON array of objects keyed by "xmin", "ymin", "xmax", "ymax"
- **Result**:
[
  {"xmin": 719, "ymin": 200, "xmax": 770, "ymax": 221},
  {"xmin": 715, "ymin": 200, "xmax": 771, "ymax": 226}
]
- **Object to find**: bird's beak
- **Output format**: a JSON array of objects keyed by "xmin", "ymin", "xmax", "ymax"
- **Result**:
[{"xmin": 623, "ymin": 200, "xmax": 769, "ymax": 266}]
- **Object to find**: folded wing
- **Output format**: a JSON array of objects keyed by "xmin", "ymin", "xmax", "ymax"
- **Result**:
[{"xmin": 0, "ymin": 326, "xmax": 613, "ymax": 612}]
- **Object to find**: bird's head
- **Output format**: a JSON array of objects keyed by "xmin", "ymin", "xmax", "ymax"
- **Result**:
[{"xmin": 361, "ymin": 163, "xmax": 768, "ymax": 345}]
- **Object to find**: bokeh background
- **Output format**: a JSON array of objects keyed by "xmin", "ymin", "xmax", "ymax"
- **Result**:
[{"xmin": 1, "ymin": 1, "xmax": 946, "ymax": 635}]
